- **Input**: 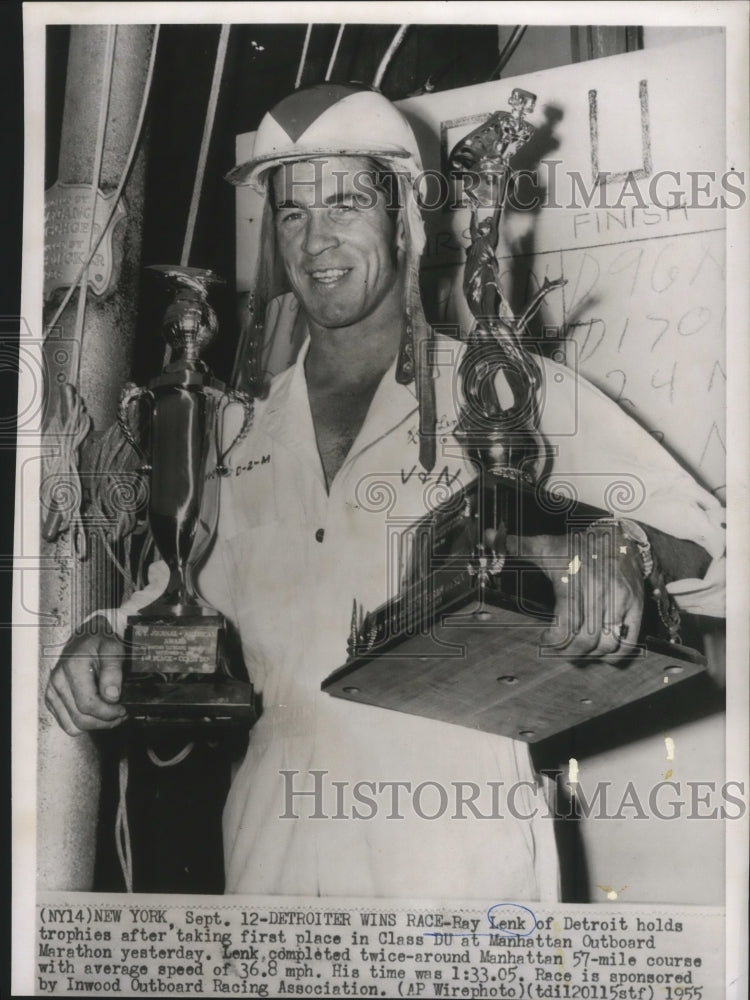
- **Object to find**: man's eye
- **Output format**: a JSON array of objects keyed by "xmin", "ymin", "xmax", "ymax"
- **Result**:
[
  {"xmin": 331, "ymin": 201, "xmax": 357, "ymax": 214},
  {"xmin": 278, "ymin": 210, "xmax": 304, "ymax": 225}
]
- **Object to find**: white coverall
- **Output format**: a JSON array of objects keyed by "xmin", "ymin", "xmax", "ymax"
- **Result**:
[{"xmin": 116, "ymin": 330, "xmax": 725, "ymax": 900}]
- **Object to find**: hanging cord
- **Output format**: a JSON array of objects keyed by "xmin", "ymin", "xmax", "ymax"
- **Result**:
[
  {"xmin": 160, "ymin": 24, "xmax": 231, "ymax": 369},
  {"xmin": 372, "ymin": 24, "xmax": 409, "ymax": 91},
  {"xmin": 147, "ymin": 742, "xmax": 195, "ymax": 767},
  {"xmin": 44, "ymin": 25, "xmax": 161, "ymax": 341},
  {"xmin": 115, "ymin": 754, "xmax": 134, "ymax": 893},
  {"xmin": 490, "ymin": 25, "xmax": 527, "ymax": 80},
  {"xmin": 115, "ymin": 742, "xmax": 196, "ymax": 893},
  {"xmin": 324, "ymin": 24, "xmax": 345, "ymax": 81},
  {"xmin": 180, "ymin": 24, "xmax": 231, "ymax": 267},
  {"xmin": 295, "ymin": 24, "xmax": 313, "ymax": 89}
]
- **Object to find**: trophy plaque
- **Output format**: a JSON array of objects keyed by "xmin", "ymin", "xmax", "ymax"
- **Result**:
[
  {"xmin": 322, "ymin": 476, "xmax": 708, "ymax": 744},
  {"xmin": 322, "ymin": 91, "xmax": 709, "ymax": 742},
  {"xmin": 118, "ymin": 266, "xmax": 257, "ymax": 726}
]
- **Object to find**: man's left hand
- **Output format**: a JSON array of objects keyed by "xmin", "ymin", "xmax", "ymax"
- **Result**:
[{"xmin": 505, "ymin": 522, "xmax": 645, "ymax": 661}]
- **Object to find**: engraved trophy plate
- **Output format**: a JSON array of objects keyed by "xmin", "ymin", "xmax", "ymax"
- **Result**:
[
  {"xmin": 119, "ymin": 266, "xmax": 256, "ymax": 726},
  {"xmin": 128, "ymin": 619, "xmax": 223, "ymax": 675}
]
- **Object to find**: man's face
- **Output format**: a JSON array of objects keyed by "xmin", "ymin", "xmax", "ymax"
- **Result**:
[{"xmin": 271, "ymin": 156, "xmax": 404, "ymax": 331}]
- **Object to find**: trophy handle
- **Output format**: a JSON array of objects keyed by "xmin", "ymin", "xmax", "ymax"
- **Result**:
[
  {"xmin": 215, "ymin": 389, "xmax": 254, "ymax": 475},
  {"xmin": 118, "ymin": 383, "xmax": 153, "ymax": 471}
]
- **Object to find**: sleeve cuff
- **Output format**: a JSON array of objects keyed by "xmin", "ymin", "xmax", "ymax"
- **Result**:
[
  {"xmin": 666, "ymin": 554, "xmax": 726, "ymax": 617},
  {"xmin": 81, "ymin": 561, "xmax": 171, "ymax": 640}
]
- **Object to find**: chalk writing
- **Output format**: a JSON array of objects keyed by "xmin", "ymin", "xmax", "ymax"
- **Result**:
[
  {"xmin": 690, "ymin": 242, "xmax": 725, "ymax": 284},
  {"xmin": 707, "ymin": 360, "xmax": 726, "ymax": 393},
  {"xmin": 699, "ymin": 421, "xmax": 726, "ymax": 469},
  {"xmin": 555, "ymin": 229, "xmax": 725, "ymax": 490},
  {"xmin": 650, "ymin": 242, "xmax": 680, "ymax": 293},
  {"xmin": 604, "ymin": 368, "xmax": 634, "ymax": 408},
  {"xmin": 650, "ymin": 363, "xmax": 677, "ymax": 405},
  {"xmin": 648, "ymin": 314, "xmax": 670, "ymax": 352}
]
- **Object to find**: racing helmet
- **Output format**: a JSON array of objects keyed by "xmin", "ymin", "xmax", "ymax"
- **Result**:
[{"xmin": 226, "ymin": 82, "xmax": 424, "ymax": 191}]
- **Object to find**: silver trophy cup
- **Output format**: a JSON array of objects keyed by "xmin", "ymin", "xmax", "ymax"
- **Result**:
[{"xmin": 118, "ymin": 266, "xmax": 255, "ymax": 724}]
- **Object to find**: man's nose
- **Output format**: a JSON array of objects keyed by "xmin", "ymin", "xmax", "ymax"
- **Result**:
[{"xmin": 302, "ymin": 211, "xmax": 340, "ymax": 256}]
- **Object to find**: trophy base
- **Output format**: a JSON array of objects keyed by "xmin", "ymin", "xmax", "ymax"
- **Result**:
[
  {"xmin": 322, "ymin": 477, "xmax": 710, "ymax": 743},
  {"xmin": 322, "ymin": 588, "xmax": 707, "ymax": 744},
  {"xmin": 123, "ymin": 612, "xmax": 257, "ymax": 727},
  {"xmin": 121, "ymin": 677, "xmax": 258, "ymax": 728}
]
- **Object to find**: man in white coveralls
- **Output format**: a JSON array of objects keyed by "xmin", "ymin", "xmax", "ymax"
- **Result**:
[{"xmin": 45, "ymin": 84, "xmax": 725, "ymax": 899}]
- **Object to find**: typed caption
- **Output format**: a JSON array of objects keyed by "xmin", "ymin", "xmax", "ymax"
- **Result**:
[{"xmin": 35, "ymin": 894, "xmax": 723, "ymax": 999}]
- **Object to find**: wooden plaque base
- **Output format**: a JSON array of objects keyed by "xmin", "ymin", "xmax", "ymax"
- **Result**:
[
  {"xmin": 322, "ymin": 589, "xmax": 706, "ymax": 743},
  {"xmin": 322, "ymin": 477, "xmax": 707, "ymax": 742}
]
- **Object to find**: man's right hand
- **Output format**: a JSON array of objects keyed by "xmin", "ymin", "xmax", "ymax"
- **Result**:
[{"xmin": 45, "ymin": 617, "xmax": 128, "ymax": 735}]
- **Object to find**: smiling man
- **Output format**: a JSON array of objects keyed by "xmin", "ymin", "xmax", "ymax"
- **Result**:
[
  {"xmin": 45, "ymin": 84, "xmax": 725, "ymax": 899},
  {"xmin": 271, "ymin": 156, "xmax": 407, "ymax": 487}
]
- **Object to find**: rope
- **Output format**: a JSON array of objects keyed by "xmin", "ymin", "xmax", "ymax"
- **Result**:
[
  {"xmin": 180, "ymin": 24, "xmax": 231, "ymax": 267},
  {"xmin": 147, "ymin": 742, "xmax": 195, "ymax": 767},
  {"xmin": 41, "ymin": 383, "xmax": 92, "ymax": 558},
  {"xmin": 325, "ymin": 24, "xmax": 345, "ymax": 81},
  {"xmin": 295, "ymin": 24, "xmax": 313, "ymax": 89},
  {"xmin": 373, "ymin": 24, "xmax": 409, "ymax": 91},
  {"xmin": 44, "ymin": 25, "xmax": 161, "ymax": 340},
  {"xmin": 115, "ymin": 754, "xmax": 134, "ymax": 893},
  {"xmin": 115, "ymin": 742, "xmax": 195, "ymax": 893},
  {"xmin": 86, "ymin": 419, "xmax": 150, "ymax": 583}
]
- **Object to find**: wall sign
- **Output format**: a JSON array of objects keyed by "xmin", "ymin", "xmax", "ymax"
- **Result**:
[{"xmin": 43, "ymin": 182, "xmax": 126, "ymax": 300}]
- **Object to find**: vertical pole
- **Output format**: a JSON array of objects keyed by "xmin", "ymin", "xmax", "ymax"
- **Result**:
[{"xmin": 38, "ymin": 24, "xmax": 154, "ymax": 890}]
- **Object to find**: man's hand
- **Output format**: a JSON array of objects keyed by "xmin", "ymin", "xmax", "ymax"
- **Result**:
[
  {"xmin": 45, "ymin": 618, "xmax": 128, "ymax": 735},
  {"xmin": 504, "ymin": 522, "xmax": 646, "ymax": 661}
]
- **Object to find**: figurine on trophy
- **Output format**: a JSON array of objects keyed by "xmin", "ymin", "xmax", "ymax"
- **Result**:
[
  {"xmin": 117, "ymin": 266, "xmax": 256, "ymax": 725},
  {"xmin": 449, "ymin": 89, "xmax": 565, "ymax": 478},
  {"xmin": 449, "ymin": 89, "xmax": 566, "ymax": 592}
]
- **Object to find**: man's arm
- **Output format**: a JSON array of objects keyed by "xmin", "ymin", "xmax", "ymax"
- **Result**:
[
  {"xmin": 44, "ymin": 559, "xmax": 173, "ymax": 735},
  {"xmin": 45, "ymin": 530, "xmax": 238, "ymax": 736},
  {"xmin": 515, "ymin": 352, "xmax": 727, "ymax": 649}
]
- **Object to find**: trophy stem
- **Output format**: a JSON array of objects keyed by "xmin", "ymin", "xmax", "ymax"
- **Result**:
[{"xmin": 138, "ymin": 564, "xmax": 207, "ymax": 616}]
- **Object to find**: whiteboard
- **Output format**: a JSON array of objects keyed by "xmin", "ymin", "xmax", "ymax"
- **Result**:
[{"xmin": 236, "ymin": 33, "xmax": 727, "ymax": 494}]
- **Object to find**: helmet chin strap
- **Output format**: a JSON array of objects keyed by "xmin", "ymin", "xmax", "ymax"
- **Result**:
[{"xmin": 394, "ymin": 172, "xmax": 436, "ymax": 473}]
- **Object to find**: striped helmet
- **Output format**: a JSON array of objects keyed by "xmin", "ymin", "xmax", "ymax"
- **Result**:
[
  {"xmin": 226, "ymin": 83, "xmax": 424, "ymax": 191},
  {"xmin": 226, "ymin": 83, "xmax": 436, "ymax": 471}
]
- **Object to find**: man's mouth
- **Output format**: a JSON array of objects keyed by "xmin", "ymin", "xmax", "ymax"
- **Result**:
[{"xmin": 308, "ymin": 267, "xmax": 351, "ymax": 285}]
